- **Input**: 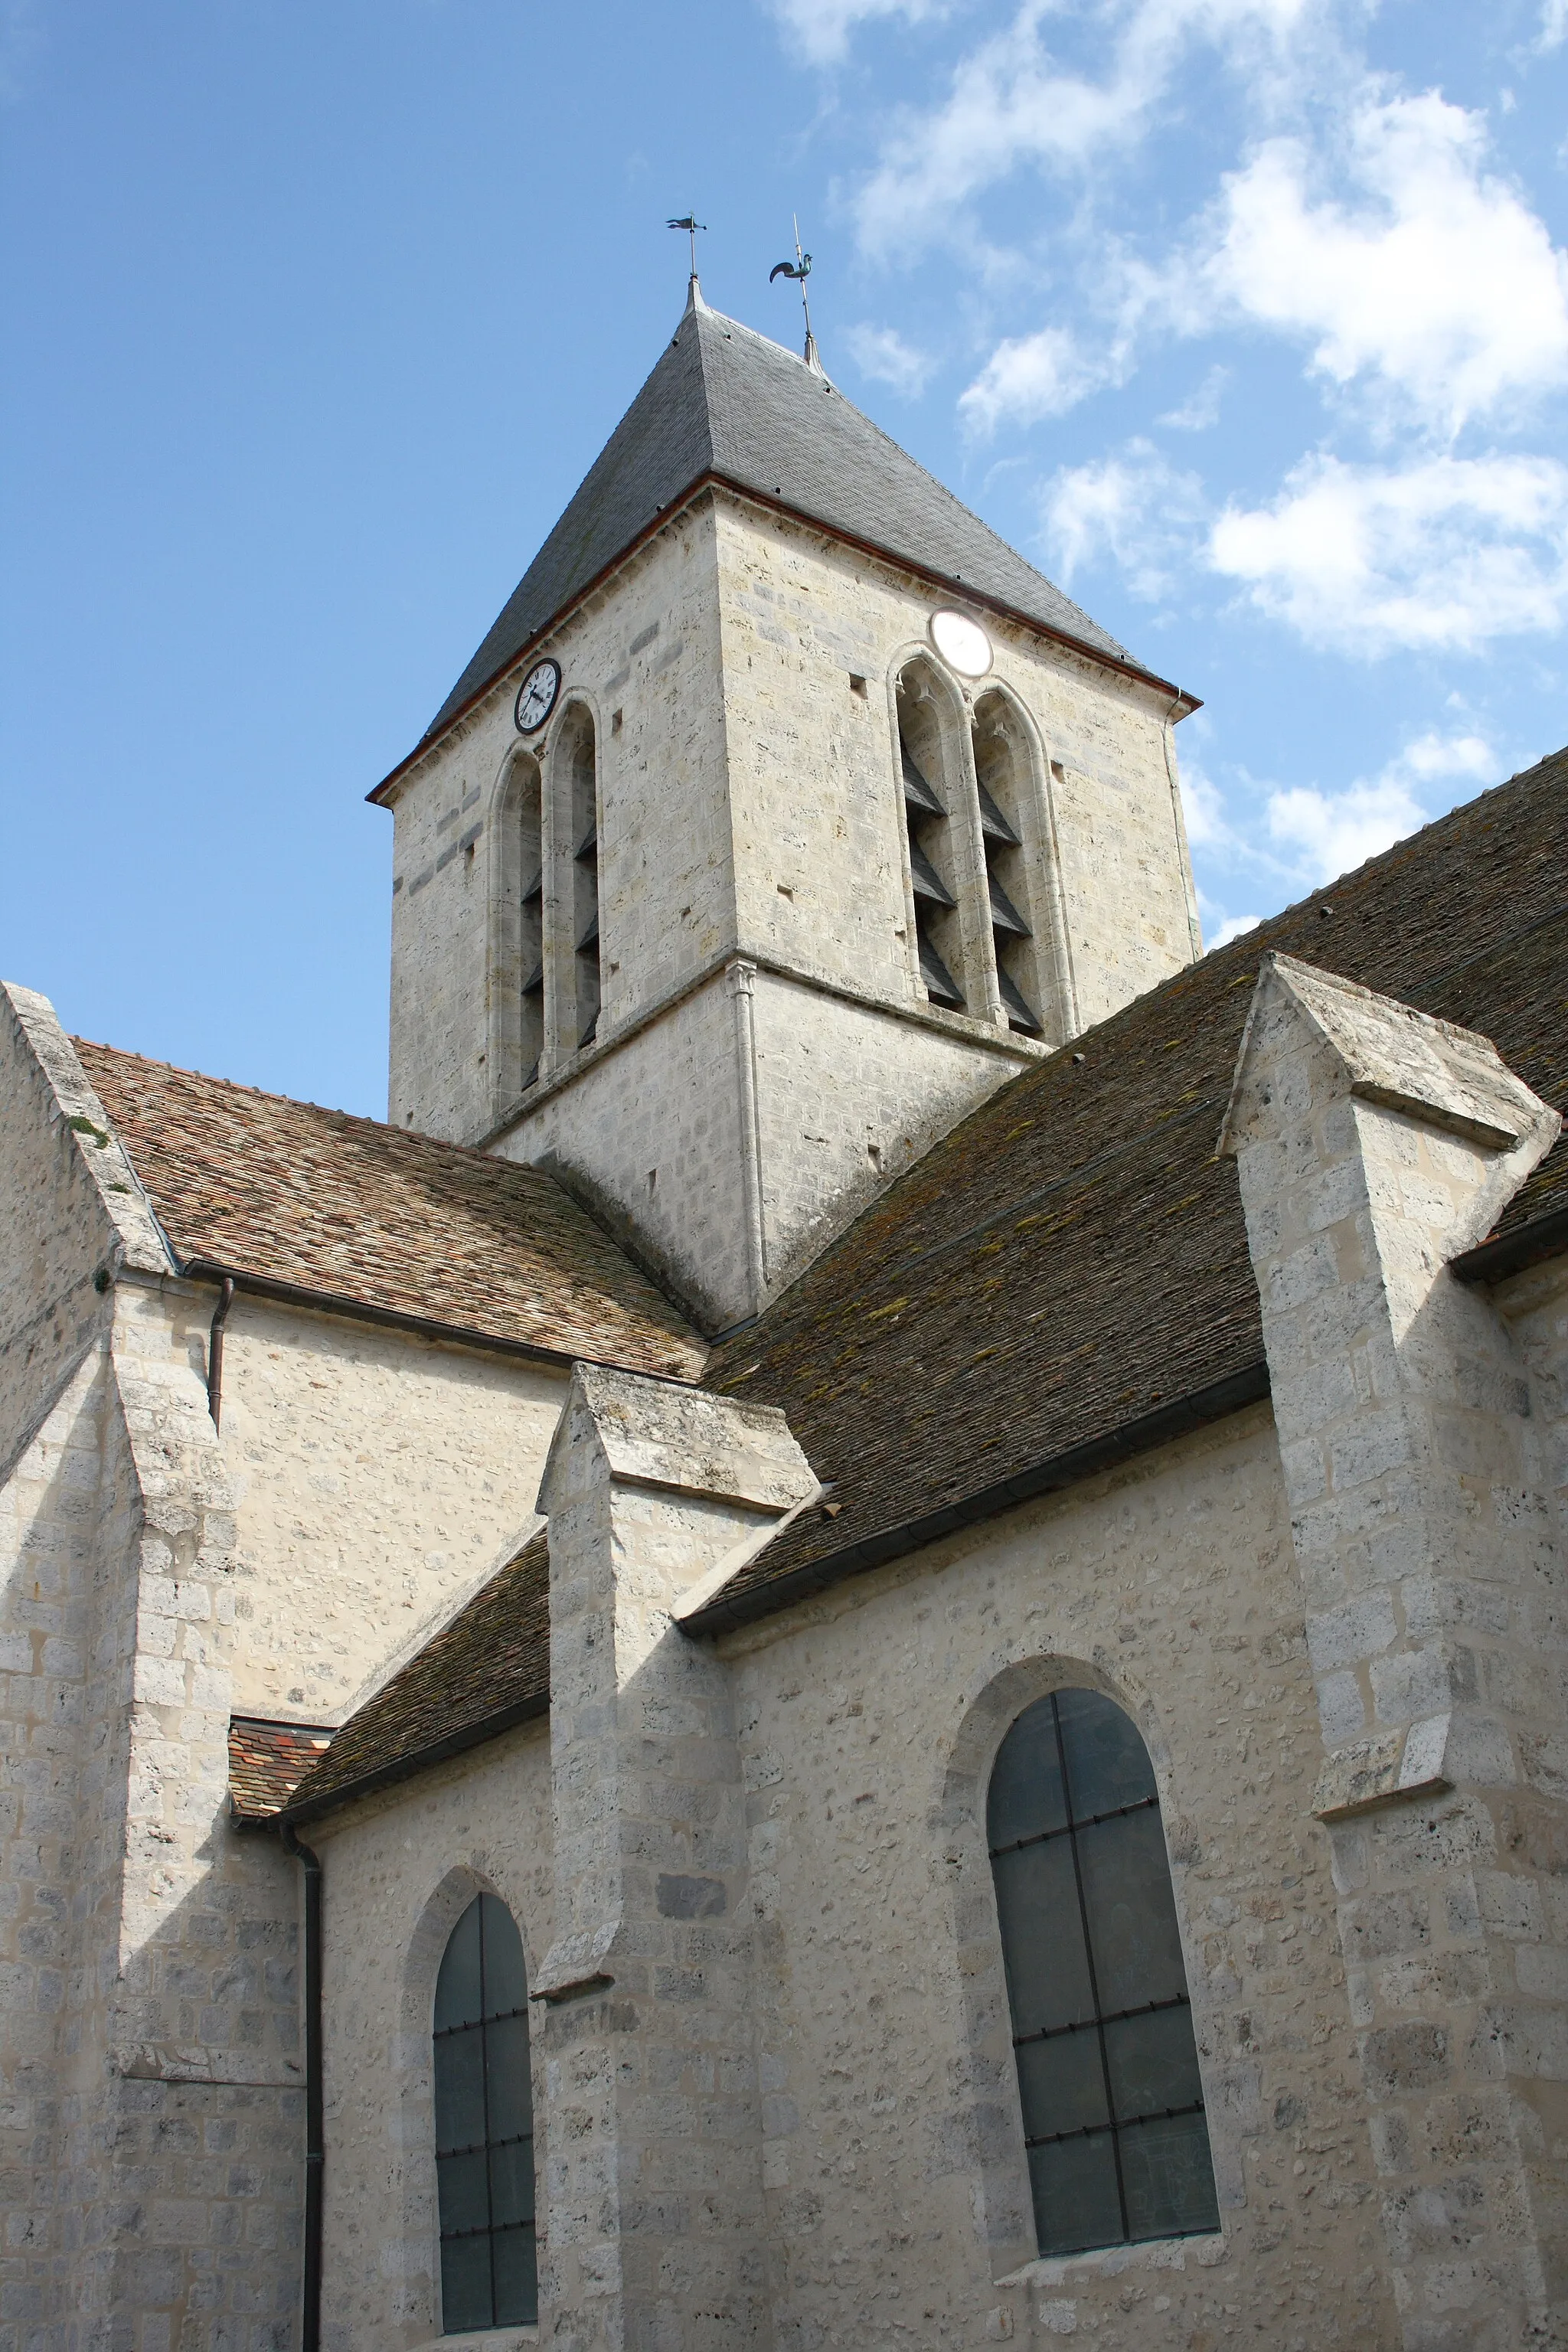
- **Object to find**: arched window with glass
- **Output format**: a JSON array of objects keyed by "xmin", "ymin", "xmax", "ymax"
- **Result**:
[
  {"xmin": 433, "ymin": 1892, "xmax": 537, "ymax": 2331},
  {"xmin": 987, "ymin": 1687, "xmax": 1219, "ymax": 2258}
]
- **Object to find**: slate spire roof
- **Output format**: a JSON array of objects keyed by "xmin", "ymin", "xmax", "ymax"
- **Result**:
[{"xmin": 392, "ymin": 292, "xmax": 1155, "ymax": 784}]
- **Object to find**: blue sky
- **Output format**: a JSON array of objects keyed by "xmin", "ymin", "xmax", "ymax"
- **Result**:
[{"xmin": 2, "ymin": 0, "xmax": 1564, "ymax": 1116}]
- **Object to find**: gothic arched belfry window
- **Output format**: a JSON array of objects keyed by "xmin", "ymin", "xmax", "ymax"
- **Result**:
[
  {"xmin": 433, "ymin": 1893, "xmax": 538, "ymax": 2331},
  {"xmin": 556, "ymin": 704, "xmax": 600, "ymax": 1051},
  {"xmin": 896, "ymin": 663, "xmax": 982, "ymax": 1014},
  {"xmin": 987, "ymin": 1689, "xmax": 1219, "ymax": 2257}
]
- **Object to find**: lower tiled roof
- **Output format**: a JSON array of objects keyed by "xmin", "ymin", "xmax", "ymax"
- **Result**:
[
  {"xmin": 692, "ymin": 747, "xmax": 1568, "ymax": 1626},
  {"xmin": 229, "ymin": 1717, "xmax": 338, "ymax": 1821},
  {"xmin": 245, "ymin": 748, "xmax": 1568, "ymax": 1814},
  {"xmin": 74, "ymin": 1044, "xmax": 704, "ymax": 1380},
  {"xmin": 278, "ymin": 1534, "xmax": 550, "ymax": 1823}
]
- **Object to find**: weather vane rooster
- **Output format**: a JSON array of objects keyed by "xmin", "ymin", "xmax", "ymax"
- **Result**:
[{"xmin": 771, "ymin": 217, "xmax": 821, "ymax": 371}]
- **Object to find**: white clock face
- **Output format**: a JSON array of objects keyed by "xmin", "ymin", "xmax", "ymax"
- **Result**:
[
  {"xmin": 929, "ymin": 608, "xmax": 993, "ymax": 678},
  {"xmin": 514, "ymin": 658, "xmax": 561, "ymax": 735}
]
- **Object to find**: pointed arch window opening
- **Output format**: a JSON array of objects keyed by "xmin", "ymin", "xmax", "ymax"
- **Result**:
[
  {"xmin": 972, "ymin": 700, "xmax": 1044, "ymax": 1038},
  {"xmin": 498, "ymin": 755, "xmax": 544, "ymax": 1102},
  {"xmin": 988, "ymin": 1689, "xmax": 1219, "ymax": 2260},
  {"xmin": 560, "ymin": 712, "xmax": 602, "ymax": 1054},
  {"xmin": 897, "ymin": 687, "xmax": 970, "ymax": 1013},
  {"xmin": 433, "ymin": 1892, "xmax": 538, "ymax": 2332}
]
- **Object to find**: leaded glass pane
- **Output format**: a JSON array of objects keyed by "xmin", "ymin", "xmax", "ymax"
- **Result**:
[
  {"xmin": 987, "ymin": 1697, "xmax": 1069, "ymax": 1850},
  {"xmin": 1103, "ymin": 2005, "xmax": 1204, "ymax": 2124},
  {"xmin": 482, "ymin": 1893, "xmax": 528, "ymax": 2014},
  {"xmin": 489, "ymin": 2137, "xmax": 537, "ymax": 2230},
  {"xmin": 436, "ymin": 2147, "xmax": 488, "ymax": 2239},
  {"xmin": 1056, "ymin": 1686, "xmax": 1156, "ymax": 1817},
  {"xmin": 433, "ymin": 2021, "xmax": 485, "ymax": 2156},
  {"xmin": 435, "ymin": 1898, "xmax": 483, "ymax": 2032},
  {"xmin": 991, "ymin": 1838, "xmax": 1091, "ymax": 2034},
  {"xmin": 434, "ymin": 1894, "xmax": 539, "ymax": 2334},
  {"xmin": 1014, "ymin": 2028, "xmax": 1107, "ymax": 2141},
  {"xmin": 1118, "ymin": 2111, "xmax": 1220, "ymax": 2239},
  {"xmin": 988, "ymin": 1690, "xmax": 1218, "ymax": 2259},
  {"xmin": 492, "ymin": 2223, "xmax": 539, "ymax": 2324},
  {"xmin": 439, "ymin": 2230, "xmax": 492, "ymax": 2334},
  {"xmin": 1076, "ymin": 1807, "xmax": 1188, "ymax": 2014},
  {"xmin": 1027, "ymin": 2134, "xmax": 1122, "ymax": 2259},
  {"xmin": 485, "ymin": 2012, "xmax": 533, "ymax": 2133}
]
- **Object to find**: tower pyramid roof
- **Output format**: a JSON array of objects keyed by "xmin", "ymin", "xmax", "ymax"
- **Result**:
[{"xmin": 400, "ymin": 294, "xmax": 1154, "ymax": 777}]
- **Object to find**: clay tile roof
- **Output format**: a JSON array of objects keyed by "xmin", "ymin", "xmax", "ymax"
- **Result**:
[
  {"xmin": 73, "ymin": 1043, "xmax": 705, "ymax": 1380},
  {"xmin": 246, "ymin": 747, "xmax": 1568, "ymax": 1815},
  {"xmin": 689, "ymin": 746, "xmax": 1568, "ymax": 1630},
  {"xmin": 278, "ymin": 1532, "xmax": 550, "ymax": 1823},
  {"xmin": 228, "ymin": 1717, "xmax": 337, "ymax": 1821},
  {"xmin": 409, "ymin": 299, "xmax": 1150, "ymax": 767}
]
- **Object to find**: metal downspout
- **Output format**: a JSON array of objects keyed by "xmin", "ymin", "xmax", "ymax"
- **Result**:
[
  {"xmin": 280, "ymin": 1822, "xmax": 323, "ymax": 2352},
  {"xmin": 206, "ymin": 1275, "xmax": 235, "ymax": 1429}
]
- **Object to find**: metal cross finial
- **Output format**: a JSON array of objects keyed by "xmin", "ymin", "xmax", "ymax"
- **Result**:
[
  {"xmin": 667, "ymin": 212, "xmax": 707, "ymax": 285},
  {"xmin": 769, "ymin": 215, "xmax": 820, "ymax": 370}
]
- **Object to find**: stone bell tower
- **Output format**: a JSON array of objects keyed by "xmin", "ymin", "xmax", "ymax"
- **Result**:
[{"xmin": 372, "ymin": 279, "xmax": 1202, "ymax": 1331}]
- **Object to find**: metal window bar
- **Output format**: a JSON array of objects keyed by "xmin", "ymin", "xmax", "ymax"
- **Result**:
[
  {"xmin": 1048, "ymin": 1696, "xmax": 1131, "ymax": 2241},
  {"xmin": 433, "ymin": 2004, "xmax": 529, "ymax": 2044},
  {"xmin": 442, "ymin": 2216, "xmax": 537, "ymax": 2249},
  {"xmin": 989, "ymin": 1792, "xmax": 1158, "ymax": 1859},
  {"xmin": 434, "ymin": 2127, "xmax": 534, "ymax": 2159},
  {"xmin": 1024, "ymin": 2098, "xmax": 1207, "ymax": 2153},
  {"xmin": 1011, "ymin": 1991, "xmax": 1191, "ymax": 2051}
]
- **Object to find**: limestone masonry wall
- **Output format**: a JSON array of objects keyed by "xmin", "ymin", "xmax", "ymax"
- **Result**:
[
  {"xmin": 710, "ymin": 499, "xmax": 1200, "ymax": 1027},
  {"xmin": 305, "ymin": 1399, "xmax": 1406, "ymax": 2351},
  {"xmin": 727, "ymin": 1405, "xmax": 1396, "ymax": 2350},
  {"xmin": 749, "ymin": 968, "xmax": 1028, "ymax": 1301},
  {"xmin": 309, "ymin": 1720, "xmax": 555, "ymax": 2352},
  {"xmin": 198, "ymin": 1297, "xmax": 565, "ymax": 1722},
  {"xmin": 387, "ymin": 511, "xmax": 731, "ymax": 1145}
]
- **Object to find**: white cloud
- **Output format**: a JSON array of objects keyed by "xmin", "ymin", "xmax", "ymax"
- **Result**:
[
  {"xmin": 1160, "ymin": 365, "xmax": 1230, "ymax": 431},
  {"xmin": 1199, "ymin": 94, "xmax": 1568, "ymax": 435},
  {"xmin": 767, "ymin": 0, "xmax": 942, "ymax": 67},
  {"xmin": 1177, "ymin": 760, "xmax": 1236, "ymax": 854},
  {"xmin": 1538, "ymin": 0, "xmax": 1567, "ymax": 51},
  {"xmin": 1207, "ymin": 910, "xmax": 1263, "ymax": 948},
  {"xmin": 845, "ymin": 322, "xmax": 933, "ymax": 396},
  {"xmin": 1041, "ymin": 439, "xmax": 1207, "ymax": 598},
  {"xmin": 851, "ymin": 0, "xmax": 1321, "ymax": 259},
  {"xmin": 1210, "ymin": 451, "xmax": 1568, "ymax": 652},
  {"xmin": 1265, "ymin": 728, "xmax": 1494, "ymax": 882},
  {"xmin": 959, "ymin": 326, "xmax": 1124, "ymax": 431}
]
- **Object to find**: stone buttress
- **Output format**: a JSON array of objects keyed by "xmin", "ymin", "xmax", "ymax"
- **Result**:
[
  {"xmin": 1222, "ymin": 952, "xmax": 1568, "ymax": 2349},
  {"xmin": 531, "ymin": 1362, "xmax": 818, "ymax": 2349}
]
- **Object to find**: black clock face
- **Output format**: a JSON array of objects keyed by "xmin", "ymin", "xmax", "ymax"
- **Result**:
[{"xmin": 514, "ymin": 658, "xmax": 561, "ymax": 735}]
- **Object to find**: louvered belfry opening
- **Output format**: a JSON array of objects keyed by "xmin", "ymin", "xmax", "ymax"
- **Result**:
[
  {"xmin": 897, "ymin": 677, "xmax": 967, "ymax": 1013},
  {"xmin": 561, "ymin": 707, "xmax": 601, "ymax": 1051},
  {"xmin": 988, "ymin": 1688, "xmax": 1220, "ymax": 2260},
  {"xmin": 495, "ymin": 751, "xmax": 544, "ymax": 1102},
  {"xmin": 972, "ymin": 694, "xmax": 1044, "ymax": 1037},
  {"xmin": 516, "ymin": 759, "xmax": 544, "ymax": 1089}
]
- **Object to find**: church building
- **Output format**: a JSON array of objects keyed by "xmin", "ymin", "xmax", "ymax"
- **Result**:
[{"xmin": 4, "ymin": 273, "xmax": 1567, "ymax": 2352}]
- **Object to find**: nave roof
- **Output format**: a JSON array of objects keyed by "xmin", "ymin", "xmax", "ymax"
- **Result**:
[
  {"xmin": 697, "ymin": 746, "xmax": 1568, "ymax": 1626},
  {"xmin": 262, "ymin": 746, "xmax": 1568, "ymax": 1825},
  {"xmin": 75, "ymin": 1043, "xmax": 705, "ymax": 1381}
]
